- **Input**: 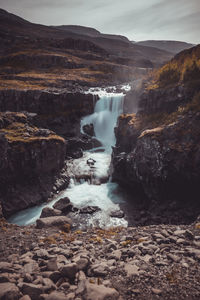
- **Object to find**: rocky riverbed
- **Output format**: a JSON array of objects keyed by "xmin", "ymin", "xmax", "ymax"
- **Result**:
[{"xmin": 0, "ymin": 217, "xmax": 200, "ymax": 300}]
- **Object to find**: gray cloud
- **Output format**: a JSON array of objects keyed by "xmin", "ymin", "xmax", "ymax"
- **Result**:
[{"xmin": 0, "ymin": 0, "xmax": 199, "ymax": 43}]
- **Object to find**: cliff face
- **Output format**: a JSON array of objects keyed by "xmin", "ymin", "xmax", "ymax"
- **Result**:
[
  {"xmin": 112, "ymin": 45, "xmax": 200, "ymax": 208},
  {"xmin": 112, "ymin": 110, "xmax": 200, "ymax": 205},
  {"xmin": 0, "ymin": 112, "xmax": 67, "ymax": 217},
  {"xmin": 0, "ymin": 89, "xmax": 95, "ymax": 138}
]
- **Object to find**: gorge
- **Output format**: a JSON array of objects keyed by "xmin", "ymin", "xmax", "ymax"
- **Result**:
[{"xmin": 0, "ymin": 7, "xmax": 200, "ymax": 300}]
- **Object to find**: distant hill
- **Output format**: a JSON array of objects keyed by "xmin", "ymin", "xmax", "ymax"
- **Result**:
[
  {"xmin": 0, "ymin": 8, "xmax": 195, "ymax": 90},
  {"xmin": 136, "ymin": 40, "xmax": 195, "ymax": 54},
  {"xmin": 54, "ymin": 25, "xmax": 130, "ymax": 43}
]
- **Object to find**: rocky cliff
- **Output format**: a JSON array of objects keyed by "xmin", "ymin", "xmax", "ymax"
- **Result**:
[
  {"xmin": 112, "ymin": 45, "xmax": 200, "ymax": 212},
  {"xmin": 0, "ymin": 112, "xmax": 67, "ymax": 217},
  {"xmin": 0, "ymin": 89, "xmax": 95, "ymax": 138}
]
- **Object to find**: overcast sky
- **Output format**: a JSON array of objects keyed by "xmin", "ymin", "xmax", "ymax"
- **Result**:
[{"xmin": 0, "ymin": 0, "xmax": 199, "ymax": 43}]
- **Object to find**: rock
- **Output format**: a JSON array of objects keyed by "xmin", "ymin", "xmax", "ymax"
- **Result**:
[
  {"xmin": 87, "ymin": 158, "xmax": 96, "ymax": 166},
  {"xmin": 42, "ymin": 278, "xmax": 56, "ymax": 293},
  {"xmin": 124, "ymin": 264, "xmax": 140, "ymax": 276},
  {"xmin": 49, "ymin": 271, "xmax": 62, "ymax": 283},
  {"xmin": 0, "ymin": 274, "xmax": 10, "ymax": 283},
  {"xmin": 186, "ymin": 248, "xmax": 200, "ymax": 260},
  {"xmin": 89, "ymin": 263, "xmax": 109, "ymax": 277},
  {"xmin": 40, "ymin": 207, "xmax": 61, "ymax": 218},
  {"xmin": 44, "ymin": 291, "xmax": 67, "ymax": 300},
  {"xmin": 0, "ymin": 262, "xmax": 13, "ymax": 273},
  {"xmin": 0, "ymin": 112, "xmax": 66, "ymax": 218},
  {"xmin": 167, "ymin": 254, "xmax": 181, "ymax": 263},
  {"xmin": 53, "ymin": 197, "xmax": 72, "ymax": 214},
  {"xmin": 82, "ymin": 281, "xmax": 119, "ymax": 300},
  {"xmin": 76, "ymin": 258, "xmax": 89, "ymax": 271},
  {"xmin": 66, "ymin": 293, "xmax": 75, "ymax": 300},
  {"xmin": 83, "ymin": 124, "xmax": 95, "ymax": 137},
  {"xmin": 20, "ymin": 283, "xmax": 44, "ymax": 300},
  {"xmin": 23, "ymin": 261, "xmax": 39, "ymax": 274},
  {"xmin": 60, "ymin": 263, "xmax": 78, "ymax": 280},
  {"xmin": 36, "ymin": 216, "xmax": 72, "ymax": 229},
  {"xmin": 34, "ymin": 249, "xmax": 49, "ymax": 259},
  {"xmin": 152, "ymin": 288, "xmax": 162, "ymax": 295},
  {"xmin": 111, "ymin": 105, "xmax": 200, "ymax": 210},
  {"xmin": 0, "ymin": 282, "xmax": 21, "ymax": 300},
  {"xmin": 47, "ymin": 258, "xmax": 58, "ymax": 272},
  {"xmin": 19, "ymin": 296, "xmax": 31, "ymax": 300},
  {"xmin": 109, "ymin": 250, "xmax": 122, "ymax": 261},
  {"xmin": 79, "ymin": 206, "xmax": 100, "ymax": 214},
  {"xmin": 184, "ymin": 230, "xmax": 194, "ymax": 240},
  {"xmin": 110, "ymin": 210, "xmax": 124, "ymax": 218}
]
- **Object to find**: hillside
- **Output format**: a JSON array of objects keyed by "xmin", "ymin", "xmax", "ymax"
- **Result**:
[
  {"xmin": 136, "ymin": 40, "xmax": 195, "ymax": 54},
  {"xmin": 149, "ymin": 44, "xmax": 200, "ymax": 90},
  {"xmin": 0, "ymin": 8, "xmax": 175, "ymax": 90}
]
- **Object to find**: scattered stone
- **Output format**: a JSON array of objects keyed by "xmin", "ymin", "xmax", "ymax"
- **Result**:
[
  {"xmin": 19, "ymin": 296, "xmax": 31, "ymax": 300},
  {"xmin": 82, "ymin": 281, "xmax": 119, "ymax": 300},
  {"xmin": 60, "ymin": 263, "xmax": 78, "ymax": 280},
  {"xmin": 47, "ymin": 258, "xmax": 58, "ymax": 272},
  {"xmin": 20, "ymin": 283, "xmax": 44, "ymax": 300},
  {"xmin": 124, "ymin": 264, "xmax": 140, "ymax": 276},
  {"xmin": 44, "ymin": 291, "xmax": 67, "ymax": 300},
  {"xmin": 152, "ymin": 288, "xmax": 162, "ymax": 295},
  {"xmin": 0, "ymin": 282, "xmax": 21, "ymax": 300}
]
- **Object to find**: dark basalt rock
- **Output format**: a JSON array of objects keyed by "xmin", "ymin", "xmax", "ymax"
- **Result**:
[
  {"xmin": 110, "ymin": 210, "xmax": 125, "ymax": 218},
  {"xmin": 138, "ymin": 85, "xmax": 191, "ymax": 114},
  {"xmin": 53, "ymin": 197, "xmax": 73, "ymax": 214},
  {"xmin": 0, "ymin": 112, "xmax": 67, "ymax": 218},
  {"xmin": 82, "ymin": 123, "xmax": 95, "ymax": 137},
  {"xmin": 40, "ymin": 207, "xmax": 61, "ymax": 218},
  {"xmin": 66, "ymin": 135, "xmax": 102, "ymax": 159},
  {"xmin": 79, "ymin": 206, "xmax": 101, "ymax": 214},
  {"xmin": 0, "ymin": 89, "xmax": 96, "ymax": 138},
  {"xmin": 112, "ymin": 111, "xmax": 200, "ymax": 208}
]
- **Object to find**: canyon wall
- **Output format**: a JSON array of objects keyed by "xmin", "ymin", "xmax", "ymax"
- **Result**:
[{"xmin": 0, "ymin": 112, "xmax": 68, "ymax": 217}]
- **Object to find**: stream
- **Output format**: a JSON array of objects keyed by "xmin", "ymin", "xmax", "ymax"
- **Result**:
[{"xmin": 8, "ymin": 86, "xmax": 131, "ymax": 228}]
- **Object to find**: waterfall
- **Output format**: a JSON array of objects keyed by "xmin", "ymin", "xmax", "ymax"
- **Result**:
[
  {"xmin": 9, "ymin": 89, "xmax": 128, "ymax": 228},
  {"xmin": 81, "ymin": 94, "xmax": 124, "ymax": 152}
]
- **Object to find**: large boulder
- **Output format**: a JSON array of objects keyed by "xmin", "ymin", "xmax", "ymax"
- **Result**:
[
  {"xmin": 36, "ymin": 216, "xmax": 72, "ymax": 229},
  {"xmin": 40, "ymin": 207, "xmax": 61, "ymax": 218},
  {"xmin": 53, "ymin": 197, "xmax": 73, "ymax": 214}
]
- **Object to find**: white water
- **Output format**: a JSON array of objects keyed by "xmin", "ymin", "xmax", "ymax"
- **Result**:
[
  {"xmin": 81, "ymin": 95, "xmax": 124, "ymax": 152},
  {"xmin": 9, "ymin": 86, "xmax": 130, "ymax": 228}
]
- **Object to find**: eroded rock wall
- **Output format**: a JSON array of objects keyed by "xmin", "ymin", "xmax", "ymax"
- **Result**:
[{"xmin": 0, "ymin": 112, "xmax": 67, "ymax": 217}]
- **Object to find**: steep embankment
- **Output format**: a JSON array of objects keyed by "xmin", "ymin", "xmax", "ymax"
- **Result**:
[
  {"xmin": 0, "ymin": 112, "xmax": 67, "ymax": 218},
  {"xmin": 112, "ymin": 44, "xmax": 200, "ymax": 213}
]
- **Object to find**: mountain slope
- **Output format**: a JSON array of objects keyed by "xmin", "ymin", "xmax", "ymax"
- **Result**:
[{"xmin": 136, "ymin": 40, "xmax": 195, "ymax": 54}]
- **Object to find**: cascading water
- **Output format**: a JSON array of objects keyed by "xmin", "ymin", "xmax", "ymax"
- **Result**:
[
  {"xmin": 81, "ymin": 94, "xmax": 124, "ymax": 152},
  {"xmin": 9, "ymin": 87, "xmax": 130, "ymax": 228}
]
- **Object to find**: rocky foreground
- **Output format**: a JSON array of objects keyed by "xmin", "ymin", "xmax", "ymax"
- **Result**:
[{"xmin": 0, "ymin": 217, "xmax": 200, "ymax": 300}]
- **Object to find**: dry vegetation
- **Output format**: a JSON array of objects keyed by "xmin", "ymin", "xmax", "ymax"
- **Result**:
[{"xmin": 147, "ymin": 45, "xmax": 200, "ymax": 90}]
